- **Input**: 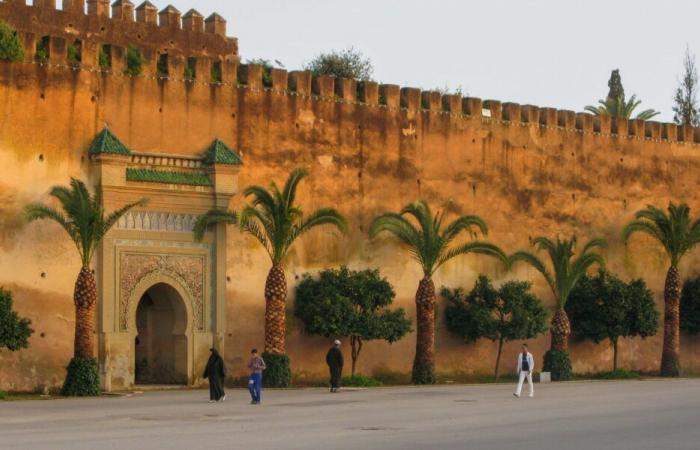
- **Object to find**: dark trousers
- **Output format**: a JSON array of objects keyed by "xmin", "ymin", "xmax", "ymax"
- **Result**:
[
  {"xmin": 329, "ymin": 367, "xmax": 342, "ymax": 389},
  {"xmin": 209, "ymin": 376, "xmax": 225, "ymax": 401},
  {"xmin": 249, "ymin": 373, "xmax": 262, "ymax": 402}
]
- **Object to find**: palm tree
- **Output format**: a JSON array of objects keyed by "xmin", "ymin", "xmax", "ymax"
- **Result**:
[
  {"xmin": 194, "ymin": 168, "xmax": 347, "ymax": 386},
  {"xmin": 585, "ymin": 95, "xmax": 660, "ymax": 120},
  {"xmin": 24, "ymin": 178, "xmax": 147, "ymax": 394},
  {"xmin": 510, "ymin": 236, "xmax": 606, "ymax": 379},
  {"xmin": 623, "ymin": 203, "xmax": 700, "ymax": 377},
  {"xmin": 370, "ymin": 200, "xmax": 507, "ymax": 384},
  {"xmin": 585, "ymin": 69, "xmax": 659, "ymax": 120}
]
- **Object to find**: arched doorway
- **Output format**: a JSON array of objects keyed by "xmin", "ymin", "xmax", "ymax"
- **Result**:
[{"xmin": 134, "ymin": 283, "xmax": 188, "ymax": 385}]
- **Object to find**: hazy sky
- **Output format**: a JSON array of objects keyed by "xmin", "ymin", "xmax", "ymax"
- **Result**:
[{"xmin": 162, "ymin": 0, "xmax": 699, "ymax": 121}]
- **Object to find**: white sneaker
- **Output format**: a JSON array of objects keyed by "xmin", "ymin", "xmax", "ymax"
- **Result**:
[
  {"xmin": 221, "ymin": 395, "xmax": 226, "ymax": 402},
  {"xmin": 528, "ymin": 394, "xmax": 534, "ymax": 398},
  {"xmin": 208, "ymin": 400, "xmax": 215, "ymax": 403}
]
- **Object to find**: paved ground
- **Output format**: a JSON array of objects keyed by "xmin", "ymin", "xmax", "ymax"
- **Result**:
[{"xmin": 1, "ymin": 379, "xmax": 700, "ymax": 450}]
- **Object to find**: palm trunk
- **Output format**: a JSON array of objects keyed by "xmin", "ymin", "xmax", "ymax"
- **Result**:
[
  {"xmin": 350, "ymin": 336, "xmax": 362, "ymax": 377},
  {"xmin": 612, "ymin": 338, "xmax": 618, "ymax": 372},
  {"xmin": 264, "ymin": 263, "xmax": 287, "ymax": 355},
  {"xmin": 412, "ymin": 276, "xmax": 436, "ymax": 384},
  {"xmin": 494, "ymin": 337, "xmax": 504, "ymax": 380},
  {"xmin": 74, "ymin": 267, "xmax": 97, "ymax": 358},
  {"xmin": 660, "ymin": 266, "xmax": 681, "ymax": 377},
  {"xmin": 550, "ymin": 308, "xmax": 571, "ymax": 352}
]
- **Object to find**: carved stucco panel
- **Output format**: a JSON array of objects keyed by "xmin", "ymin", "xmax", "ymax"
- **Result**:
[{"xmin": 119, "ymin": 253, "xmax": 206, "ymax": 332}]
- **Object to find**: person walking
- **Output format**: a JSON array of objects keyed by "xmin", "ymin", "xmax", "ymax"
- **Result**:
[
  {"xmin": 514, "ymin": 343, "xmax": 535, "ymax": 398},
  {"xmin": 203, "ymin": 348, "xmax": 226, "ymax": 403},
  {"xmin": 247, "ymin": 349, "xmax": 266, "ymax": 405},
  {"xmin": 326, "ymin": 340, "xmax": 344, "ymax": 393}
]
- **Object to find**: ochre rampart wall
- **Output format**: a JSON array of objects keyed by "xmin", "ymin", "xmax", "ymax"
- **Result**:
[{"xmin": 2, "ymin": 2, "xmax": 700, "ymax": 391}]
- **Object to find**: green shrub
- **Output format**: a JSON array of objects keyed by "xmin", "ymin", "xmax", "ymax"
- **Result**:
[
  {"xmin": 681, "ymin": 278, "xmax": 700, "ymax": 334},
  {"xmin": 0, "ymin": 21, "xmax": 24, "ymax": 62},
  {"xmin": 35, "ymin": 38, "xmax": 48, "ymax": 64},
  {"xmin": 593, "ymin": 369, "xmax": 641, "ymax": 380},
  {"xmin": 124, "ymin": 44, "xmax": 143, "ymax": 76},
  {"xmin": 184, "ymin": 65, "xmax": 195, "ymax": 81},
  {"xmin": 304, "ymin": 47, "xmax": 373, "ymax": 80},
  {"xmin": 0, "ymin": 390, "xmax": 7, "ymax": 400},
  {"xmin": 61, "ymin": 357, "xmax": 100, "ymax": 397},
  {"xmin": 67, "ymin": 44, "xmax": 80, "ymax": 66},
  {"xmin": 262, "ymin": 352, "xmax": 291, "ymax": 388},
  {"xmin": 0, "ymin": 288, "xmax": 33, "ymax": 351},
  {"xmin": 543, "ymin": 350, "xmax": 572, "ymax": 381},
  {"xmin": 211, "ymin": 64, "xmax": 222, "ymax": 83},
  {"xmin": 98, "ymin": 46, "xmax": 110, "ymax": 69},
  {"xmin": 341, "ymin": 375, "xmax": 382, "ymax": 387}
]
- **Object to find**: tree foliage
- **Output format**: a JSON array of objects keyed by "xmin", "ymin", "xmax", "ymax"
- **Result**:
[
  {"xmin": 585, "ymin": 69, "xmax": 659, "ymax": 120},
  {"xmin": 510, "ymin": 236, "xmax": 607, "ymax": 309},
  {"xmin": 370, "ymin": 200, "xmax": 507, "ymax": 277},
  {"xmin": 623, "ymin": 203, "xmax": 700, "ymax": 268},
  {"xmin": 624, "ymin": 202, "xmax": 700, "ymax": 377},
  {"xmin": 566, "ymin": 270, "xmax": 659, "ymax": 370},
  {"xmin": 681, "ymin": 277, "xmax": 700, "ymax": 334},
  {"xmin": 0, "ymin": 20, "xmax": 24, "ymax": 62},
  {"xmin": 304, "ymin": 47, "xmax": 374, "ymax": 81},
  {"xmin": 443, "ymin": 275, "xmax": 548, "ymax": 378},
  {"xmin": 195, "ymin": 168, "xmax": 347, "ymax": 264},
  {"xmin": 295, "ymin": 267, "xmax": 411, "ymax": 375},
  {"xmin": 25, "ymin": 178, "xmax": 147, "ymax": 267},
  {"xmin": 673, "ymin": 46, "xmax": 700, "ymax": 127},
  {"xmin": 245, "ymin": 58, "xmax": 284, "ymax": 88},
  {"xmin": 124, "ymin": 44, "xmax": 144, "ymax": 76},
  {"xmin": 0, "ymin": 288, "xmax": 33, "ymax": 352}
]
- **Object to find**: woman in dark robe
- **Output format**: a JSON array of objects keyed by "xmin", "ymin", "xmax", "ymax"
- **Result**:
[{"xmin": 203, "ymin": 348, "xmax": 226, "ymax": 402}]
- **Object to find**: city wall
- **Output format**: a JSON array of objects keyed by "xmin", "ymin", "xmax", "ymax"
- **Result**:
[{"xmin": 2, "ymin": 0, "xmax": 700, "ymax": 390}]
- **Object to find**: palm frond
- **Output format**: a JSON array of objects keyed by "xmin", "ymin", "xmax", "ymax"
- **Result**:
[
  {"xmin": 435, "ymin": 241, "xmax": 507, "ymax": 273},
  {"xmin": 102, "ymin": 198, "xmax": 149, "ymax": 239},
  {"xmin": 509, "ymin": 250, "xmax": 556, "ymax": 296},
  {"xmin": 441, "ymin": 215, "xmax": 488, "ymax": 244},
  {"xmin": 193, "ymin": 209, "xmax": 238, "ymax": 242},
  {"xmin": 580, "ymin": 238, "xmax": 607, "ymax": 255},
  {"xmin": 282, "ymin": 168, "xmax": 309, "ymax": 212}
]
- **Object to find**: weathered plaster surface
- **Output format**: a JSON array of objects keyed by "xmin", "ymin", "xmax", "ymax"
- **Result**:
[{"xmin": 1, "ymin": 3, "xmax": 700, "ymax": 390}]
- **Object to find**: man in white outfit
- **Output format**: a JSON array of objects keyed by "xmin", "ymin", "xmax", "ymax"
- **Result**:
[{"xmin": 514, "ymin": 343, "xmax": 535, "ymax": 398}]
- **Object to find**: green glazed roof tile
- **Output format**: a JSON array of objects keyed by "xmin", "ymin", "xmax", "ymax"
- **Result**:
[
  {"xmin": 88, "ymin": 128, "xmax": 132, "ymax": 156},
  {"xmin": 203, "ymin": 139, "xmax": 243, "ymax": 165},
  {"xmin": 126, "ymin": 168, "xmax": 213, "ymax": 187}
]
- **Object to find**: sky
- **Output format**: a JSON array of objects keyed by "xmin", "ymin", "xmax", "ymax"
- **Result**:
[{"xmin": 162, "ymin": 0, "xmax": 700, "ymax": 122}]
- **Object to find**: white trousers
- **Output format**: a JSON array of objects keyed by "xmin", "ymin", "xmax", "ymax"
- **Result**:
[{"xmin": 515, "ymin": 370, "xmax": 534, "ymax": 396}]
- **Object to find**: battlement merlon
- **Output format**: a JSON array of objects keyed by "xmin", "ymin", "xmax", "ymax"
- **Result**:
[{"xmin": 0, "ymin": 1, "xmax": 238, "ymax": 61}]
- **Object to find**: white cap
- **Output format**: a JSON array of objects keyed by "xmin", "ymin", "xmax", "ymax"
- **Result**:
[{"xmin": 334, "ymin": 340, "xmax": 341, "ymax": 346}]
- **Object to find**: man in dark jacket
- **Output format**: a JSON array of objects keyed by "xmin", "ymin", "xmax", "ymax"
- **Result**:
[
  {"xmin": 326, "ymin": 340, "xmax": 344, "ymax": 393},
  {"xmin": 203, "ymin": 348, "xmax": 226, "ymax": 403}
]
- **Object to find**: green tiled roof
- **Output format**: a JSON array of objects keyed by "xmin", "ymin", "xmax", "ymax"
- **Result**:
[
  {"xmin": 88, "ymin": 128, "xmax": 132, "ymax": 156},
  {"xmin": 126, "ymin": 168, "xmax": 213, "ymax": 187},
  {"xmin": 203, "ymin": 139, "xmax": 243, "ymax": 165}
]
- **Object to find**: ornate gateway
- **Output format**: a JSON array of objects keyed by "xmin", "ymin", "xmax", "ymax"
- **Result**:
[{"xmin": 90, "ymin": 129, "xmax": 241, "ymax": 391}]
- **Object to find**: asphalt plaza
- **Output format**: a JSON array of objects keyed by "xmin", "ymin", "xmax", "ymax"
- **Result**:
[{"xmin": 1, "ymin": 379, "xmax": 699, "ymax": 450}]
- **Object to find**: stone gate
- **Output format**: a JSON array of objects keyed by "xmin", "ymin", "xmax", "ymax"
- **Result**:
[{"xmin": 89, "ymin": 129, "xmax": 240, "ymax": 391}]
